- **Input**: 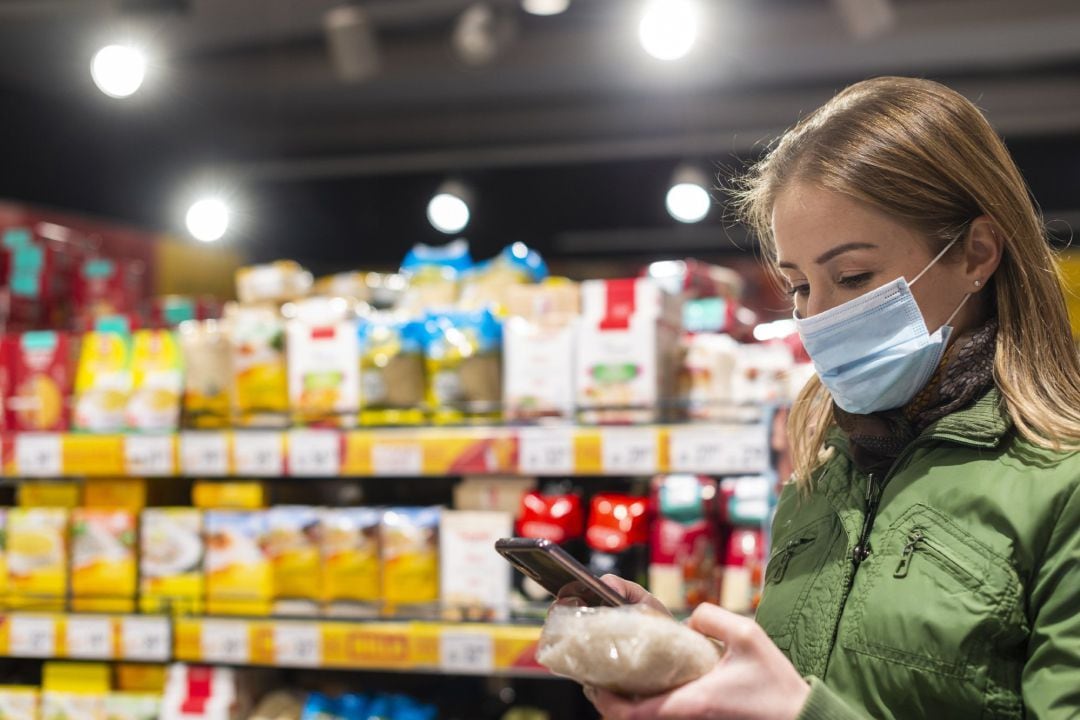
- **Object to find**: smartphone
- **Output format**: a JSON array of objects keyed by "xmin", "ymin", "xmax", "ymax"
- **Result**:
[{"xmin": 495, "ymin": 537, "xmax": 626, "ymax": 607}]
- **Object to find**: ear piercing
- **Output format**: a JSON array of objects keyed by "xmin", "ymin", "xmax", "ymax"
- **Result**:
[{"xmin": 974, "ymin": 279, "xmax": 982, "ymax": 288}]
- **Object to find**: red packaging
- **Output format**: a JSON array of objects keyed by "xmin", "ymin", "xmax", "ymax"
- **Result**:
[
  {"xmin": 649, "ymin": 475, "xmax": 720, "ymax": 612},
  {"xmin": 586, "ymin": 494, "xmax": 650, "ymax": 588},
  {"xmin": 3, "ymin": 331, "xmax": 74, "ymax": 431},
  {"xmin": 721, "ymin": 527, "xmax": 766, "ymax": 614},
  {"xmin": 73, "ymin": 258, "xmax": 145, "ymax": 332},
  {"xmin": 147, "ymin": 295, "xmax": 223, "ymax": 329},
  {"xmin": 515, "ymin": 490, "xmax": 586, "ymax": 603}
]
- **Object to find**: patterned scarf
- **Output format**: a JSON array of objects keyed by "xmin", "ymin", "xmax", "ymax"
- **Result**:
[{"xmin": 834, "ymin": 319, "xmax": 998, "ymax": 475}]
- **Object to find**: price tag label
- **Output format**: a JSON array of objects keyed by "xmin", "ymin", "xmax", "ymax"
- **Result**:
[
  {"xmin": 233, "ymin": 432, "xmax": 285, "ymax": 476},
  {"xmin": 181, "ymin": 432, "xmax": 230, "ymax": 476},
  {"xmin": 601, "ymin": 428, "xmax": 657, "ymax": 475},
  {"xmin": 439, "ymin": 630, "xmax": 494, "ymax": 675},
  {"xmin": 15, "ymin": 433, "xmax": 62, "ymax": 477},
  {"xmin": 9, "ymin": 615, "xmax": 56, "ymax": 657},
  {"xmin": 518, "ymin": 427, "xmax": 575, "ymax": 475},
  {"xmin": 65, "ymin": 616, "xmax": 114, "ymax": 659},
  {"xmin": 124, "ymin": 435, "xmax": 175, "ymax": 476},
  {"xmin": 371, "ymin": 442, "xmax": 423, "ymax": 476},
  {"xmin": 289, "ymin": 430, "xmax": 340, "ymax": 476},
  {"xmin": 670, "ymin": 425, "xmax": 768, "ymax": 474},
  {"xmin": 273, "ymin": 623, "xmax": 322, "ymax": 667},
  {"xmin": 121, "ymin": 616, "xmax": 171, "ymax": 662},
  {"xmin": 200, "ymin": 620, "xmax": 250, "ymax": 665}
]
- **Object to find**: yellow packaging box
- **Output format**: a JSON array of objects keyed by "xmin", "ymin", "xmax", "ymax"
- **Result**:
[
  {"xmin": 192, "ymin": 480, "xmax": 266, "ymax": 509},
  {"xmin": 381, "ymin": 507, "xmax": 440, "ymax": 614},
  {"xmin": 73, "ymin": 325, "xmax": 132, "ymax": 432},
  {"xmin": 42, "ymin": 662, "xmax": 109, "ymax": 720},
  {"xmin": 179, "ymin": 320, "xmax": 231, "ymax": 429},
  {"xmin": 7, "ymin": 508, "xmax": 67, "ymax": 611},
  {"xmin": 115, "ymin": 664, "xmax": 166, "ymax": 693},
  {"xmin": 205, "ymin": 510, "xmax": 271, "ymax": 616},
  {"xmin": 266, "ymin": 506, "xmax": 322, "ymax": 614},
  {"xmin": 18, "ymin": 481, "xmax": 80, "ymax": 508},
  {"xmin": 127, "ymin": 330, "xmax": 182, "ymax": 432},
  {"xmin": 0, "ymin": 685, "xmax": 39, "ymax": 720},
  {"xmin": 71, "ymin": 509, "xmax": 136, "ymax": 613},
  {"xmin": 139, "ymin": 508, "xmax": 204, "ymax": 615},
  {"xmin": 83, "ymin": 478, "xmax": 147, "ymax": 510},
  {"xmin": 321, "ymin": 508, "xmax": 381, "ymax": 616},
  {"xmin": 226, "ymin": 304, "xmax": 289, "ymax": 428}
]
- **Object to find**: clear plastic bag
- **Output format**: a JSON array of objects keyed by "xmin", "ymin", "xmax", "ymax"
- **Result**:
[{"xmin": 537, "ymin": 604, "xmax": 723, "ymax": 696}]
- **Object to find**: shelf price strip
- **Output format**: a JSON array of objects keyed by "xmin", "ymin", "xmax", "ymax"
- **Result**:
[
  {"xmin": 439, "ymin": 629, "xmax": 495, "ymax": 675},
  {"xmin": 233, "ymin": 432, "xmax": 285, "ymax": 476},
  {"xmin": 668, "ymin": 424, "xmax": 770, "ymax": 474},
  {"xmin": 181, "ymin": 432, "xmax": 230, "ymax": 476},
  {"xmin": 14, "ymin": 433, "xmax": 63, "ymax": 477},
  {"xmin": 289, "ymin": 430, "xmax": 341, "ymax": 476},
  {"xmin": 517, "ymin": 427, "xmax": 575, "ymax": 475},
  {"xmin": 64, "ymin": 615, "xmax": 115, "ymax": 659},
  {"xmin": 121, "ymin": 616, "xmax": 171, "ymax": 662},
  {"xmin": 200, "ymin": 619, "xmax": 251, "ymax": 665},
  {"xmin": 124, "ymin": 435, "xmax": 176, "ymax": 476},
  {"xmin": 8, "ymin": 615, "xmax": 57, "ymax": 658}
]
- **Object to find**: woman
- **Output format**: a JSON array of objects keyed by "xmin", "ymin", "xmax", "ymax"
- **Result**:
[{"xmin": 588, "ymin": 76, "xmax": 1080, "ymax": 719}]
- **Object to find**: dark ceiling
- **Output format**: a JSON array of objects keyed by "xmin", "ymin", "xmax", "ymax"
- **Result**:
[{"xmin": 0, "ymin": 0, "xmax": 1078, "ymax": 271}]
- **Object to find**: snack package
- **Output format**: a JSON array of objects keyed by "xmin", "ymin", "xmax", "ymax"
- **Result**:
[
  {"xmin": 678, "ymin": 333, "xmax": 740, "ymax": 421},
  {"xmin": 315, "ymin": 271, "xmax": 406, "ymax": 310},
  {"xmin": 538, "ymin": 605, "xmax": 721, "ymax": 696},
  {"xmin": 227, "ymin": 304, "xmax": 289, "ymax": 428},
  {"xmin": 514, "ymin": 487, "xmax": 585, "ymax": 606},
  {"xmin": 423, "ymin": 309, "xmax": 502, "ymax": 424},
  {"xmin": 102, "ymin": 693, "xmax": 161, "ymax": 720},
  {"xmin": 503, "ymin": 316, "xmax": 577, "ymax": 421},
  {"xmin": 285, "ymin": 298, "xmax": 359, "ymax": 428},
  {"xmin": 83, "ymin": 478, "xmax": 147, "ymax": 510},
  {"xmin": 0, "ymin": 686, "xmax": 39, "ymax": 720},
  {"xmin": 140, "ymin": 508, "xmax": 205, "ymax": 615},
  {"xmin": 204, "ymin": 510, "xmax": 272, "ymax": 616},
  {"xmin": 266, "ymin": 506, "xmax": 322, "ymax": 615},
  {"xmin": 458, "ymin": 243, "xmax": 548, "ymax": 313},
  {"xmin": 439, "ymin": 510, "xmax": 513, "ymax": 621},
  {"xmin": 192, "ymin": 481, "xmax": 267, "ymax": 510},
  {"xmin": 380, "ymin": 507, "xmax": 440, "ymax": 616},
  {"xmin": 453, "ymin": 476, "xmax": 536, "ymax": 514},
  {"xmin": 179, "ymin": 320, "xmax": 231, "ymax": 428},
  {"xmin": 586, "ymin": 494, "xmax": 649, "ymax": 591},
  {"xmin": 7, "ymin": 508, "xmax": 67, "ymax": 611},
  {"xmin": 41, "ymin": 692, "xmax": 104, "ymax": 720},
  {"xmin": 320, "ymin": 508, "xmax": 382, "ymax": 617},
  {"xmin": 718, "ymin": 476, "xmax": 772, "ymax": 527},
  {"xmin": 71, "ymin": 508, "xmax": 137, "ymax": 612},
  {"xmin": 18, "ymin": 481, "xmax": 80, "ymax": 508},
  {"xmin": 397, "ymin": 239, "xmax": 472, "ymax": 316},
  {"xmin": 649, "ymin": 475, "xmax": 720, "ymax": 613},
  {"xmin": 127, "ymin": 329, "xmax": 182, "ymax": 431},
  {"xmin": 73, "ymin": 319, "xmax": 132, "ymax": 431},
  {"xmin": 236, "ymin": 260, "xmax": 313, "ymax": 305},
  {"xmin": 721, "ymin": 527, "xmax": 766, "ymax": 615},
  {"xmin": 731, "ymin": 343, "xmax": 796, "ymax": 405},
  {"xmin": 3, "ymin": 331, "xmax": 75, "ymax": 432},
  {"xmin": 357, "ymin": 317, "xmax": 426, "ymax": 426},
  {"xmin": 72, "ymin": 258, "xmax": 144, "ymax": 330}
]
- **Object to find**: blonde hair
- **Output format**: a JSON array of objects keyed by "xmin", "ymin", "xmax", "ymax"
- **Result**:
[{"xmin": 732, "ymin": 76, "xmax": 1080, "ymax": 487}]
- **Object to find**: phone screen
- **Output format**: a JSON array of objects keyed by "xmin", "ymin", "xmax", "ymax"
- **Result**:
[{"xmin": 496, "ymin": 539, "xmax": 625, "ymax": 607}]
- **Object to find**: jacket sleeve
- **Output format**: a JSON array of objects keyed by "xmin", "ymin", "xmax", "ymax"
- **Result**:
[
  {"xmin": 1022, "ymin": 481, "xmax": 1080, "ymax": 718},
  {"xmin": 795, "ymin": 677, "xmax": 870, "ymax": 720}
]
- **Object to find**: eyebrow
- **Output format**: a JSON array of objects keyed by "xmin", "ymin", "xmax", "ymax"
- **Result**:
[{"xmin": 777, "ymin": 242, "xmax": 879, "ymax": 270}]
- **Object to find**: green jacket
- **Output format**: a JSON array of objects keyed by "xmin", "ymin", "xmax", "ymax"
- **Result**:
[{"xmin": 756, "ymin": 388, "xmax": 1080, "ymax": 719}]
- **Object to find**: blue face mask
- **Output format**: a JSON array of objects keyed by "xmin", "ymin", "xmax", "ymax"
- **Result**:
[{"xmin": 794, "ymin": 238, "xmax": 969, "ymax": 415}]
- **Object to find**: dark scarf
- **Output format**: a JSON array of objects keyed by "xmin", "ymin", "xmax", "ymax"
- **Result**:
[{"xmin": 834, "ymin": 319, "xmax": 998, "ymax": 475}]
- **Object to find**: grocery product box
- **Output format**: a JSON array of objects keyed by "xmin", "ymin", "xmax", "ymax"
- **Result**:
[
  {"xmin": 680, "ymin": 333, "xmax": 740, "ymax": 421},
  {"xmin": 42, "ymin": 692, "xmax": 104, "ymax": 720},
  {"xmin": 357, "ymin": 317, "xmax": 426, "ymax": 426},
  {"xmin": 71, "ymin": 508, "xmax": 137, "ymax": 613},
  {"xmin": 42, "ymin": 662, "xmax": 108, "ymax": 720},
  {"xmin": 721, "ymin": 527, "xmax": 765, "ymax": 615},
  {"xmin": 439, "ymin": 510, "xmax": 513, "ymax": 622},
  {"xmin": 83, "ymin": 478, "xmax": 146, "ymax": 511},
  {"xmin": 7, "ymin": 508, "xmax": 67, "ymax": 611},
  {"xmin": 0, "ymin": 686, "xmax": 39, "ymax": 720},
  {"xmin": 17, "ymin": 481, "xmax": 80, "ymax": 508},
  {"xmin": 205, "ymin": 510, "xmax": 272, "ymax": 616},
  {"xmin": 179, "ymin": 319, "xmax": 231, "ymax": 428},
  {"xmin": 503, "ymin": 316, "xmax": 577, "ymax": 421},
  {"xmin": 504, "ymin": 281, "xmax": 580, "ymax": 321},
  {"xmin": 453, "ymin": 476, "xmax": 536, "ymax": 514},
  {"xmin": 586, "ymin": 494, "xmax": 650, "ymax": 591},
  {"xmin": 192, "ymin": 481, "xmax": 267, "ymax": 510},
  {"xmin": 72, "ymin": 257, "xmax": 144, "ymax": 331},
  {"xmin": 140, "ymin": 508, "xmax": 205, "ymax": 615},
  {"xmin": 102, "ymin": 693, "xmax": 160, "ymax": 720},
  {"xmin": 227, "ymin": 304, "xmax": 289, "ymax": 428},
  {"xmin": 423, "ymin": 310, "xmax": 502, "ymax": 425},
  {"xmin": 286, "ymin": 301, "xmax": 359, "ymax": 428},
  {"xmin": 320, "ymin": 507, "xmax": 381, "ymax": 617},
  {"xmin": 577, "ymin": 278, "xmax": 682, "ymax": 424},
  {"xmin": 381, "ymin": 507, "xmax": 440, "ymax": 616},
  {"xmin": 2, "ymin": 331, "xmax": 75, "ymax": 432},
  {"xmin": 266, "ymin": 505, "xmax": 322, "ymax": 615},
  {"xmin": 513, "ymin": 488, "xmax": 585, "ymax": 606},
  {"xmin": 236, "ymin": 260, "xmax": 313, "ymax": 304},
  {"xmin": 649, "ymin": 475, "xmax": 720, "ymax": 613},
  {"xmin": 73, "ymin": 321, "xmax": 132, "ymax": 432},
  {"xmin": 127, "ymin": 329, "xmax": 183, "ymax": 431}
]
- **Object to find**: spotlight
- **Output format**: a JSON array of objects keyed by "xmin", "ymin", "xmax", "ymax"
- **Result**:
[
  {"xmin": 666, "ymin": 164, "xmax": 711, "ymax": 224},
  {"xmin": 427, "ymin": 181, "xmax": 472, "ymax": 235},
  {"xmin": 186, "ymin": 198, "xmax": 229, "ymax": 243},
  {"xmin": 521, "ymin": 0, "xmax": 570, "ymax": 16},
  {"xmin": 324, "ymin": 4, "xmax": 380, "ymax": 83},
  {"xmin": 91, "ymin": 44, "xmax": 146, "ymax": 98},
  {"xmin": 453, "ymin": 2, "xmax": 518, "ymax": 66},
  {"xmin": 639, "ymin": 0, "xmax": 700, "ymax": 61}
]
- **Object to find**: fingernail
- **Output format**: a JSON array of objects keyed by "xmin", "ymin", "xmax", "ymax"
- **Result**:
[
  {"xmin": 583, "ymin": 685, "xmax": 597, "ymax": 702},
  {"xmin": 557, "ymin": 596, "xmax": 585, "ymax": 608}
]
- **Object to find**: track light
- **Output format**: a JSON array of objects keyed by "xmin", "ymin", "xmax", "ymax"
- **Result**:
[
  {"xmin": 639, "ymin": 0, "xmax": 700, "ymax": 61},
  {"xmin": 427, "ymin": 181, "xmax": 473, "ymax": 235},
  {"xmin": 522, "ymin": 0, "xmax": 571, "ymax": 16},
  {"xmin": 666, "ymin": 164, "xmax": 711, "ymax": 224},
  {"xmin": 91, "ymin": 44, "xmax": 146, "ymax": 98}
]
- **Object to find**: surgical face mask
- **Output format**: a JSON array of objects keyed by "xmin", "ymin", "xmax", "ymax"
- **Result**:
[{"xmin": 794, "ymin": 237, "xmax": 970, "ymax": 415}]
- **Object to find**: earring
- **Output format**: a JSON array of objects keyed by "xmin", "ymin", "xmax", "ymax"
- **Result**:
[{"xmin": 974, "ymin": 279, "xmax": 982, "ymax": 288}]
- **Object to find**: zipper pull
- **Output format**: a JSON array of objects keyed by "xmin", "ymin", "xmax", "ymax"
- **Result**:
[
  {"xmin": 853, "ymin": 473, "xmax": 879, "ymax": 566},
  {"xmin": 769, "ymin": 538, "xmax": 810, "ymax": 584},
  {"xmin": 893, "ymin": 530, "xmax": 923, "ymax": 578}
]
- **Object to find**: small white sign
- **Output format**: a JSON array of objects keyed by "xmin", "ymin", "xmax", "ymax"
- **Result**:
[
  {"xmin": 124, "ymin": 435, "xmax": 175, "ymax": 476},
  {"xmin": 288, "ymin": 430, "xmax": 340, "ymax": 476},
  {"xmin": 65, "ymin": 616, "xmax": 114, "ymax": 659},
  {"xmin": 601, "ymin": 428, "xmax": 657, "ymax": 475},
  {"xmin": 200, "ymin": 620, "xmax": 250, "ymax": 665},
  {"xmin": 121, "ymin": 616, "xmax": 171, "ymax": 662},
  {"xmin": 180, "ymin": 432, "xmax": 230, "ymax": 476},
  {"xmin": 371, "ymin": 442, "xmax": 423, "ymax": 476},
  {"xmin": 15, "ymin": 433, "xmax": 63, "ymax": 477},
  {"xmin": 439, "ymin": 630, "xmax": 494, "ymax": 675},
  {"xmin": 518, "ymin": 427, "xmax": 575, "ymax": 475},
  {"xmin": 670, "ymin": 425, "xmax": 769, "ymax": 474},
  {"xmin": 273, "ymin": 623, "xmax": 322, "ymax": 667},
  {"xmin": 233, "ymin": 432, "xmax": 285, "ymax": 476},
  {"xmin": 9, "ymin": 615, "xmax": 56, "ymax": 658}
]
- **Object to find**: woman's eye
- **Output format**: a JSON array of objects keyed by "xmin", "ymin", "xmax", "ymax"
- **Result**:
[
  {"xmin": 838, "ymin": 273, "xmax": 873, "ymax": 289},
  {"xmin": 786, "ymin": 283, "xmax": 809, "ymax": 298}
]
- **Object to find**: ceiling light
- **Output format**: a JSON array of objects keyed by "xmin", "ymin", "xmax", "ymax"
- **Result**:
[
  {"xmin": 91, "ymin": 44, "xmax": 146, "ymax": 98},
  {"xmin": 639, "ymin": 0, "xmax": 700, "ymax": 61},
  {"xmin": 427, "ymin": 181, "xmax": 472, "ymax": 235},
  {"xmin": 521, "ymin": 0, "xmax": 571, "ymax": 16},
  {"xmin": 666, "ymin": 164, "xmax": 711, "ymax": 223},
  {"xmin": 185, "ymin": 198, "xmax": 230, "ymax": 243},
  {"xmin": 324, "ymin": 4, "xmax": 380, "ymax": 83},
  {"xmin": 453, "ymin": 2, "xmax": 518, "ymax": 66}
]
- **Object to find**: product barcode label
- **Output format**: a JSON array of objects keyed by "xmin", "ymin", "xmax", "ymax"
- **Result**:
[
  {"xmin": 288, "ymin": 430, "xmax": 340, "ymax": 476},
  {"xmin": 273, "ymin": 623, "xmax": 322, "ymax": 667},
  {"xmin": 9, "ymin": 615, "xmax": 56, "ymax": 657},
  {"xmin": 65, "ymin": 616, "xmax": 115, "ymax": 659},
  {"xmin": 200, "ymin": 620, "xmax": 250, "ymax": 665},
  {"xmin": 601, "ymin": 428, "xmax": 658, "ymax": 474},
  {"xmin": 124, "ymin": 435, "xmax": 176, "ymax": 476},
  {"xmin": 371, "ymin": 442, "xmax": 424, "ymax": 476},
  {"xmin": 669, "ymin": 425, "xmax": 769, "ymax": 474},
  {"xmin": 233, "ymin": 432, "xmax": 285, "ymax": 476},
  {"xmin": 15, "ymin": 433, "xmax": 63, "ymax": 477},
  {"xmin": 181, "ymin": 432, "xmax": 230, "ymax": 476},
  {"xmin": 518, "ymin": 427, "xmax": 575, "ymax": 475},
  {"xmin": 439, "ymin": 630, "xmax": 494, "ymax": 675}
]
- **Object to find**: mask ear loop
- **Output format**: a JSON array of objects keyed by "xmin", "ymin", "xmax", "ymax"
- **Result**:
[
  {"xmin": 910, "ymin": 234, "xmax": 962, "ymax": 287},
  {"xmin": 943, "ymin": 291, "xmax": 971, "ymax": 327}
]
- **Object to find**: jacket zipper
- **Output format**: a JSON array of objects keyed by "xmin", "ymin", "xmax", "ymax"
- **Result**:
[
  {"xmin": 851, "ymin": 472, "xmax": 881, "ymax": 568},
  {"xmin": 893, "ymin": 528, "xmax": 974, "ymax": 582},
  {"xmin": 767, "ymin": 536, "xmax": 815, "ymax": 584}
]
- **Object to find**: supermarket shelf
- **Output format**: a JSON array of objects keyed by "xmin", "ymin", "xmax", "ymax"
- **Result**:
[
  {"xmin": 0, "ymin": 612, "xmax": 545, "ymax": 677},
  {"xmin": 0, "ymin": 422, "xmax": 771, "ymax": 478}
]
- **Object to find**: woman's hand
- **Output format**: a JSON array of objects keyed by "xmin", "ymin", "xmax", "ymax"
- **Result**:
[
  {"xmin": 598, "ymin": 574, "xmax": 673, "ymax": 617},
  {"xmin": 586, "ymin": 603, "xmax": 810, "ymax": 720}
]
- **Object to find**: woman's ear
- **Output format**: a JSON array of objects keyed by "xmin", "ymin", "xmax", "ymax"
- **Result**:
[{"xmin": 964, "ymin": 216, "xmax": 1004, "ymax": 288}]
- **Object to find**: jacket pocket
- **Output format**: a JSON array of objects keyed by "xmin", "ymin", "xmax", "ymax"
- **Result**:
[{"xmin": 841, "ymin": 504, "xmax": 1020, "ymax": 679}]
